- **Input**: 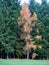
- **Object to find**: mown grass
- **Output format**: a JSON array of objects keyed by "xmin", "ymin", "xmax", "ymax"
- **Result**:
[{"xmin": 0, "ymin": 59, "xmax": 49, "ymax": 65}]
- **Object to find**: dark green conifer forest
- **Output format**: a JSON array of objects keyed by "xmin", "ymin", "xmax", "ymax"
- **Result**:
[{"xmin": 0, "ymin": 0, "xmax": 49, "ymax": 59}]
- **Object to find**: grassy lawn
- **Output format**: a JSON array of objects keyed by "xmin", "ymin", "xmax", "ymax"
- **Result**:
[{"xmin": 0, "ymin": 59, "xmax": 49, "ymax": 65}]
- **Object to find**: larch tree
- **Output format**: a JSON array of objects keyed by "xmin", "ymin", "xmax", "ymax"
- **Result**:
[{"xmin": 18, "ymin": 3, "xmax": 38, "ymax": 59}]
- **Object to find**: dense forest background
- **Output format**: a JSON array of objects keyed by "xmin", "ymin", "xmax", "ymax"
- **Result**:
[{"xmin": 0, "ymin": 0, "xmax": 49, "ymax": 59}]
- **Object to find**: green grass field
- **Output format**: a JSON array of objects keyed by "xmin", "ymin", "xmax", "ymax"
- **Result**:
[{"xmin": 0, "ymin": 59, "xmax": 49, "ymax": 65}]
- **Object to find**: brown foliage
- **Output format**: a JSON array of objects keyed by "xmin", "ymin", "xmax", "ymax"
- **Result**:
[
  {"xmin": 18, "ymin": 3, "xmax": 38, "ymax": 56},
  {"xmin": 38, "ymin": 45, "xmax": 42, "ymax": 49},
  {"xmin": 35, "ymin": 35, "xmax": 42, "ymax": 40},
  {"xmin": 32, "ymin": 53, "xmax": 38, "ymax": 59}
]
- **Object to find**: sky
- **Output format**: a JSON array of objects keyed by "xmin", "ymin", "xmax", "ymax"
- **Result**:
[{"xmin": 20, "ymin": 0, "xmax": 49, "ymax": 5}]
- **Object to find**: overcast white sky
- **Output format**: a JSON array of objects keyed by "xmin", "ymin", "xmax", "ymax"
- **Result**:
[{"xmin": 20, "ymin": 0, "xmax": 49, "ymax": 5}]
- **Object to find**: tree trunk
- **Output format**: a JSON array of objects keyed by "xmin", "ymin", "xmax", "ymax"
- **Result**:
[
  {"xmin": 43, "ymin": 57, "xmax": 45, "ymax": 60},
  {"xmin": 13, "ymin": 52, "xmax": 15, "ymax": 59},
  {"xmin": 1, "ymin": 50, "xmax": 2, "ymax": 58},
  {"xmin": 7, "ymin": 53, "xmax": 8, "ymax": 59},
  {"xmin": 26, "ymin": 39, "xmax": 29, "ymax": 59},
  {"xmin": 18, "ymin": 55, "xmax": 19, "ymax": 59},
  {"xmin": 40, "ymin": 58, "xmax": 41, "ymax": 60},
  {"xmin": 9, "ymin": 53, "xmax": 11, "ymax": 59},
  {"xmin": 47, "ymin": 57, "xmax": 49, "ymax": 60},
  {"xmin": 27, "ymin": 50, "xmax": 29, "ymax": 59}
]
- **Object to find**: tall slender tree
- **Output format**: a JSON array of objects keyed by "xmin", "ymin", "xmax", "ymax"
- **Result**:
[{"xmin": 18, "ymin": 3, "xmax": 38, "ymax": 59}]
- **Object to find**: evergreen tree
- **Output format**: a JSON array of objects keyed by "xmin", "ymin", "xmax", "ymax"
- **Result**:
[
  {"xmin": 29, "ymin": 0, "xmax": 49, "ymax": 59},
  {"xmin": 0, "ymin": 0, "xmax": 21, "ymax": 59}
]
